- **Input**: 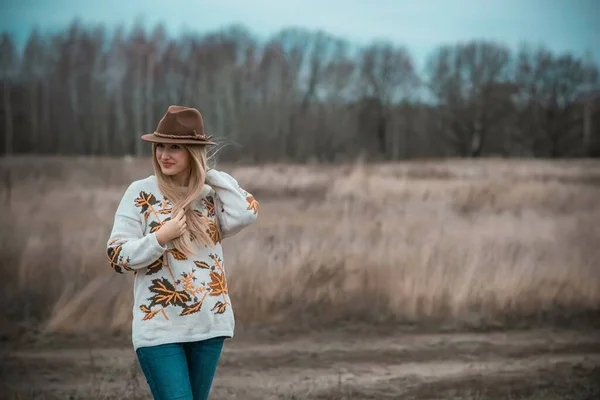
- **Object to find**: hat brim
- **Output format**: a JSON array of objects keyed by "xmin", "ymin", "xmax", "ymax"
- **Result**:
[{"xmin": 141, "ymin": 133, "xmax": 216, "ymax": 146}]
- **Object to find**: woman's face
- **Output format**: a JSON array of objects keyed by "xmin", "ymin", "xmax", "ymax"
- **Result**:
[{"xmin": 155, "ymin": 143, "xmax": 190, "ymax": 177}]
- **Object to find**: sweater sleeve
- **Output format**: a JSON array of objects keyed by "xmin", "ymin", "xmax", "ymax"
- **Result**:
[
  {"xmin": 205, "ymin": 169, "xmax": 259, "ymax": 239},
  {"xmin": 106, "ymin": 182, "xmax": 167, "ymax": 274}
]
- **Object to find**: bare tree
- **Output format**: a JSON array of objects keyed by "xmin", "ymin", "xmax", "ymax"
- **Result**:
[
  {"xmin": 515, "ymin": 45, "xmax": 599, "ymax": 157},
  {"xmin": 105, "ymin": 26, "xmax": 130, "ymax": 154},
  {"xmin": 427, "ymin": 41, "xmax": 514, "ymax": 157},
  {"xmin": 129, "ymin": 23, "xmax": 148, "ymax": 156},
  {"xmin": 0, "ymin": 33, "xmax": 18, "ymax": 155},
  {"xmin": 84, "ymin": 26, "xmax": 109, "ymax": 155},
  {"xmin": 145, "ymin": 25, "xmax": 167, "ymax": 145},
  {"xmin": 21, "ymin": 29, "xmax": 48, "ymax": 151},
  {"xmin": 358, "ymin": 42, "xmax": 419, "ymax": 159},
  {"xmin": 318, "ymin": 39, "xmax": 357, "ymax": 159},
  {"xmin": 269, "ymin": 28, "xmax": 311, "ymax": 159},
  {"xmin": 295, "ymin": 30, "xmax": 348, "ymax": 159}
]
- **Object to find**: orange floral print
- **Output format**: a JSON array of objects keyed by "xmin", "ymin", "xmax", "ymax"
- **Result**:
[
  {"xmin": 203, "ymin": 196, "xmax": 216, "ymax": 217},
  {"xmin": 208, "ymin": 254, "xmax": 229, "ymax": 314},
  {"xmin": 106, "ymin": 239, "xmax": 133, "ymax": 274},
  {"xmin": 139, "ymin": 253, "xmax": 231, "ymax": 320},
  {"xmin": 246, "ymin": 194, "xmax": 259, "ymax": 215},
  {"xmin": 207, "ymin": 220, "xmax": 221, "ymax": 244}
]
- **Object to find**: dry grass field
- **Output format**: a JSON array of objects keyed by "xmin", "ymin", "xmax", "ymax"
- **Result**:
[{"xmin": 1, "ymin": 156, "xmax": 600, "ymax": 399}]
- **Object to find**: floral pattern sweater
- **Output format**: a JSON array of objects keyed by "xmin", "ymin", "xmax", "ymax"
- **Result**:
[{"xmin": 106, "ymin": 169, "xmax": 258, "ymax": 350}]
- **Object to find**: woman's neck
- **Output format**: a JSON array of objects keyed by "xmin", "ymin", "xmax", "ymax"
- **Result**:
[{"xmin": 172, "ymin": 171, "xmax": 190, "ymax": 187}]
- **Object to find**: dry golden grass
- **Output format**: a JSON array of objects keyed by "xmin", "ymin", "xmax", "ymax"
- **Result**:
[{"xmin": 1, "ymin": 156, "xmax": 600, "ymax": 336}]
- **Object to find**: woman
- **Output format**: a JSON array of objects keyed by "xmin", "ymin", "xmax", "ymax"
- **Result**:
[{"xmin": 106, "ymin": 105, "xmax": 259, "ymax": 400}]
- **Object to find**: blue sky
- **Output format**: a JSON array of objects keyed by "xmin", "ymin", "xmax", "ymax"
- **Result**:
[{"xmin": 1, "ymin": 0, "xmax": 599, "ymax": 67}]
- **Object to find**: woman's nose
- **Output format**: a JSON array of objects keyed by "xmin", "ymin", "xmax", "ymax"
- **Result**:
[{"xmin": 159, "ymin": 149, "xmax": 172, "ymax": 158}]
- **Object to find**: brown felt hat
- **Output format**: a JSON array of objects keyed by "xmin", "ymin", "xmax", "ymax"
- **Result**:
[{"xmin": 141, "ymin": 105, "xmax": 216, "ymax": 145}]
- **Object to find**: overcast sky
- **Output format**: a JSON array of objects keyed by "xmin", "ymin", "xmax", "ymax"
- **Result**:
[{"xmin": 1, "ymin": 0, "xmax": 599, "ymax": 66}]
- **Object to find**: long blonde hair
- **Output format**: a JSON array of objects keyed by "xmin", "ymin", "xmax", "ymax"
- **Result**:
[{"xmin": 152, "ymin": 143, "xmax": 215, "ymax": 256}]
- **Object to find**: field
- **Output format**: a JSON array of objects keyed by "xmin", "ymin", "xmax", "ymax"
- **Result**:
[{"xmin": 1, "ymin": 156, "xmax": 600, "ymax": 399}]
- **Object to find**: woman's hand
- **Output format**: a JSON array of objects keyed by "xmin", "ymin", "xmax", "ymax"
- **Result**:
[{"xmin": 155, "ymin": 209, "xmax": 187, "ymax": 246}]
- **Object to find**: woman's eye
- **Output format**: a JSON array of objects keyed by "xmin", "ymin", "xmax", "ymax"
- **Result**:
[
  {"xmin": 157, "ymin": 143, "xmax": 164, "ymax": 148},
  {"xmin": 171, "ymin": 145, "xmax": 180, "ymax": 150}
]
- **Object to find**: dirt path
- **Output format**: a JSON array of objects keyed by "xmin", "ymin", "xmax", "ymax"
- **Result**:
[{"xmin": 2, "ymin": 329, "xmax": 599, "ymax": 399}]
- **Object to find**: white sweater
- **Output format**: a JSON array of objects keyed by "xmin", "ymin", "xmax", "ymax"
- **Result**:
[{"xmin": 106, "ymin": 169, "xmax": 259, "ymax": 350}]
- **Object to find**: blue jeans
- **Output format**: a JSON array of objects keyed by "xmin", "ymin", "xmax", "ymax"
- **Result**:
[{"xmin": 135, "ymin": 337, "xmax": 226, "ymax": 400}]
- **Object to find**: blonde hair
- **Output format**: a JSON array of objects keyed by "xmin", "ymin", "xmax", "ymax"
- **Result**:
[{"xmin": 151, "ymin": 143, "xmax": 215, "ymax": 256}]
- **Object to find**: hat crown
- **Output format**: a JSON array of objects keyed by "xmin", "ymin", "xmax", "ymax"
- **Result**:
[
  {"xmin": 140, "ymin": 105, "xmax": 216, "ymax": 145},
  {"xmin": 155, "ymin": 105, "xmax": 207, "ymax": 139}
]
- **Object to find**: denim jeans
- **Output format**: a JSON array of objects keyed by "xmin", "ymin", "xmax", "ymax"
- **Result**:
[{"xmin": 135, "ymin": 336, "xmax": 226, "ymax": 400}]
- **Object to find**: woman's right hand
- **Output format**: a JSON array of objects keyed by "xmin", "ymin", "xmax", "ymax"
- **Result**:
[{"xmin": 155, "ymin": 209, "xmax": 187, "ymax": 246}]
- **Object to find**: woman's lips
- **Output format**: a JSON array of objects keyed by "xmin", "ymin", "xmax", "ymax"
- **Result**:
[{"xmin": 161, "ymin": 162, "xmax": 175, "ymax": 168}]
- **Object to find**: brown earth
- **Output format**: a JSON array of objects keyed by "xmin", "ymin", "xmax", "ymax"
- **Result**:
[{"xmin": 2, "ymin": 329, "xmax": 599, "ymax": 399}]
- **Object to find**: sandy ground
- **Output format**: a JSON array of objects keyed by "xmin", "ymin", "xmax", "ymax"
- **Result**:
[{"xmin": 1, "ymin": 328, "xmax": 599, "ymax": 399}]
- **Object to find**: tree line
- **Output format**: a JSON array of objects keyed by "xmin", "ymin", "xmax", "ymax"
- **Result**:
[{"xmin": 0, "ymin": 20, "xmax": 599, "ymax": 161}]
